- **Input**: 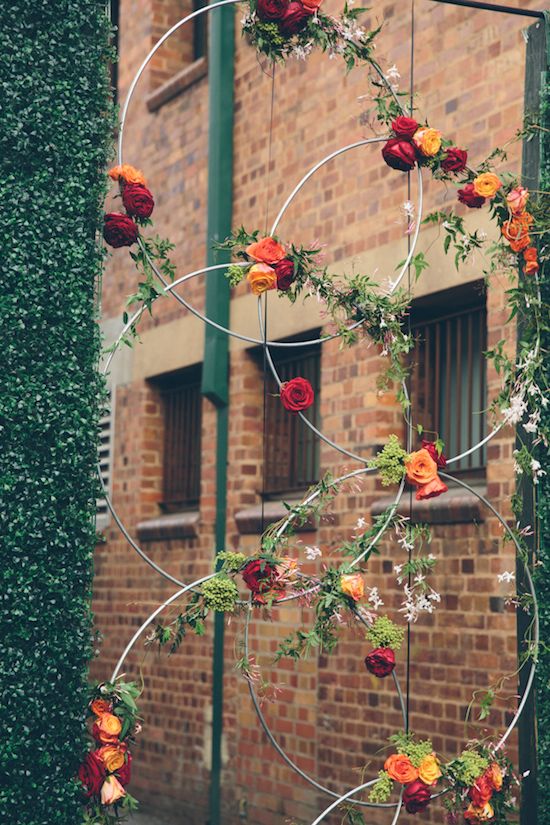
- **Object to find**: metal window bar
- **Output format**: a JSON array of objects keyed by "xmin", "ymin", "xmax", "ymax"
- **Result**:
[
  {"xmin": 97, "ymin": 391, "xmax": 112, "ymax": 517},
  {"xmin": 264, "ymin": 345, "xmax": 321, "ymax": 496},
  {"xmin": 411, "ymin": 304, "xmax": 487, "ymax": 475},
  {"xmin": 161, "ymin": 377, "xmax": 202, "ymax": 510}
]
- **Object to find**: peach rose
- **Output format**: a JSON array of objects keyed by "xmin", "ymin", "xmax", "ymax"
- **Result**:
[
  {"xmin": 486, "ymin": 762, "xmax": 503, "ymax": 792},
  {"xmin": 418, "ymin": 753, "xmax": 442, "ymax": 785},
  {"xmin": 90, "ymin": 698, "xmax": 112, "ymax": 716},
  {"xmin": 415, "ymin": 475, "xmax": 448, "ymax": 501},
  {"xmin": 247, "ymin": 264, "xmax": 277, "ymax": 296},
  {"xmin": 473, "ymin": 172, "xmax": 502, "ymax": 199},
  {"xmin": 108, "ymin": 163, "xmax": 146, "ymax": 185},
  {"xmin": 246, "ymin": 236, "xmax": 287, "ymax": 265},
  {"xmin": 92, "ymin": 712, "xmax": 122, "ymax": 744},
  {"xmin": 100, "ymin": 775, "xmax": 126, "ymax": 805},
  {"xmin": 405, "ymin": 449, "xmax": 438, "ymax": 486},
  {"xmin": 340, "ymin": 573, "xmax": 364, "ymax": 602},
  {"xmin": 464, "ymin": 802, "xmax": 495, "ymax": 822},
  {"xmin": 98, "ymin": 743, "xmax": 127, "ymax": 772},
  {"xmin": 506, "ymin": 186, "xmax": 529, "ymax": 214},
  {"xmin": 384, "ymin": 753, "xmax": 419, "ymax": 784},
  {"xmin": 413, "ymin": 127, "xmax": 442, "ymax": 157}
]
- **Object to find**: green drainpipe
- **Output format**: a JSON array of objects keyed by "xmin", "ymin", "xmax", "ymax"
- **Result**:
[{"xmin": 202, "ymin": 5, "xmax": 235, "ymax": 824}]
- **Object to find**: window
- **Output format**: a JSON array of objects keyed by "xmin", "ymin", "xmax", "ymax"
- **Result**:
[
  {"xmin": 410, "ymin": 282, "xmax": 487, "ymax": 478},
  {"xmin": 150, "ymin": 0, "xmax": 207, "ymax": 91},
  {"xmin": 263, "ymin": 340, "xmax": 321, "ymax": 497},
  {"xmin": 193, "ymin": 0, "xmax": 208, "ymax": 60},
  {"xmin": 157, "ymin": 366, "xmax": 202, "ymax": 511},
  {"xmin": 97, "ymin": 390, "xmax": 113, "ymax": 523}
]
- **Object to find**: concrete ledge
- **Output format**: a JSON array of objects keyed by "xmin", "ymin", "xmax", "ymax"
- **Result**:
[
  {"xmin": 137, "ymin": 510, "xmax": 199, "ymax": 541},
  {"xmin": 235, "ymin": 501, "xmax": 317, "ymax": 535},
  {"xmin": 146, "ymin": 58, "xmax": 207, "ymax": 112},
  {"xmin": 371, "ymin": 485, "xmax": 486, "ymax": 524}
]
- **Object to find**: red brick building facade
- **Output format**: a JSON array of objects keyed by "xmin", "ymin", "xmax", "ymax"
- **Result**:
[{"xmin": 93, "ymin": 2, "xmax": 542, "ymax": 822}]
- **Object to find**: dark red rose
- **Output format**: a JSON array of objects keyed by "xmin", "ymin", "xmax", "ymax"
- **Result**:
[
  {"xmin": 382, "ymin": 138, "xmax": 417, "ymax": 172},
  {"xmin": 274, "ymin": 258, "xmax": 295, "ymax": 290},
  {"xmin": 103, "ymin": 213, "xmax": 139, "ymax": 248},
  {"xmin": 242, "ymin": 559, "xmax": 277, "ymax": 598},
  {"xmin": 457, "ymin": 183, "xmax": 485, "ymax": 209},
  {"xmin": 364, "ymin": 647, "xmax": 396, "ymax": 678},
  {"xmin": 280, "ymin": 377, "xmax": 314, "ymax": 412},
  {"xmin": 78, "ymin": 750, "xmax": 106, "ymax": 798},
  {"xmin": 421, "ymin": 439, "xmax": 446, "ymax": 469},
  {"xmin": 279, "ymin": 2, "xmax": 310, "ymax": 36},
  {"xmin": 403, "ymin": 779, "xmax": 432, "ymax": 814},
  {"xmin": 391, "ymin": 116, "xmax": 419, "ymax": 140},
  {"xmin": 122, "ymin": 183, "xmax": 155, "ymax": 219},
  {"xmin": 441, "ymin": 147, "xmax": 468, "ymax": 174},
  {"xmin": 257, "ymin": 0, "xmax": 288, "ymax": 21},
  {"xmin": 116, "ymin": 751, "xmax": 132, "ymax": 786},
  {"xmin": 468, "ymin": 773, "xmax": 494, "ymax": 807}
]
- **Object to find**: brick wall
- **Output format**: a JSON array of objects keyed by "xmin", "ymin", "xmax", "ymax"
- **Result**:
[{"xmin": 93, "ymin": 1, "xmax": 540, "ymax": 822}]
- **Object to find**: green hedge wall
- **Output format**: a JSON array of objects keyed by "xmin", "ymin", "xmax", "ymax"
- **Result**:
[{"xmin": 0, "ymin": 3, "xmax": 113, "ymax": 823}]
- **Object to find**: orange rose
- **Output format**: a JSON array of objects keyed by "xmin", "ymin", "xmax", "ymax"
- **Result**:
[
  {"xmin": 92, "ymin": 713, "xmax": 122, "ymax": 744},
  {"xmin": 405, "ymin": 449, "xmax": 438, "ymax": 486},
  {"xmin": 524, "ymin": 260, "xmax": 539, "ymax": 276},
  {"xmin": 524, "ymin": 247, "xmax": 538, "ymax": 262},
  {"xmin": 506, "ymin": 186, "xmax": 529, "ymax": 214},
  {"xmin": 302, "ymin": 0, "xmax": 323, "ymax": 10},
  {"xmin": 473, "ymin": 172, "xmax": 502, "ymax": 199},
  {"xmin": 415, "ymin": 474, "xmax": 448, "ymax": 501},
  {"xmin": 247, "ymin": 264, "xmax": 277, "ymax": 296},
  {"xmin": 100, "ymin": 775, "xmax": 126, "ymax": 805},
  {"xmin": 418, "ymin": 753, "xmax": 442, "ymax": 785},
  {"xmin": 108, "ymin": 163, "xmax": 146, "ymax": 185},
  {"xmin": 340, "ymin": 573, "xmax": 364, "ymax": 602},
  {"xmin": 384, "ymin": 753, "xmax": 419, "ymax": 784},
  {"xmin": 464, "ymin": 802, "xmax": 495, "ymax": 822},
  {"xmin": 413, "ymin": 127, "xmax": 442, "ymax": 157},
  {"xmin": 509, "ymin": 234, "xmax": 532, "ymax": 253},
  {"xmin": 97, "ymin": 743, "xmax": 127, "ymax": 772},
  {"xmin": 90, "ymin": 698, "xmax": 112, "ymax": 716},
  {"xmin": 246, "ymin": 236, "xmax": 287, "ymax": 265},
  {"xmin": 486, "ymin": 762, "xmax": 503, "ymax": 792}
]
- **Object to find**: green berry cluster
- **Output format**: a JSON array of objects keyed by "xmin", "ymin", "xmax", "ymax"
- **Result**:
[
  {"xmin": 368, "ymin": 434, "xmax": 408, "ymax": 486},
  {"xmin": 201, "ymin": 575, "xmax": 239, "ymax": 613},
  {"xmin": 450, "ymin": 749, "xmax": 489, "ymax": 786},
  {"xmin": 217, "ymin": 550, "xmax": 247, "ymax": 573},
  {"xmin": 365, "ymin": 616, "xmax": 405, "ymax": 651},
  {"xmin": 368, "ymin": 770, "xmax": 393, "ymax": 803},
  {"xmin": 391, "ymin": 732, "xmax": 434, "ymax": 768}
]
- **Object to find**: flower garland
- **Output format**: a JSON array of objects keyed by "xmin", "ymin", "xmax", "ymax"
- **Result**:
[
  {"xmin": 368, "ymin": 434, "xmax": 448, "ymax": 501},
  {"xmin": 79, "ymin": 680, "xmax": 141, "ymax": 824}
]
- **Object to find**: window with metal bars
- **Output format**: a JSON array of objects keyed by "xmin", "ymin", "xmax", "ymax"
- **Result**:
[
  {"xmin": 158, "ymin": 366, "xmax": 202, "ymax": 511},
  {"xmin": 262, "ymin": 340, "xmax": 321, "ymax": 497},
  {"xmin": 97, "ymin": 390, "xmax": 113, "ymax": 522},
  {"xmin": 410, "ymin": 282, "xmax": 487, "ymax": 478}
]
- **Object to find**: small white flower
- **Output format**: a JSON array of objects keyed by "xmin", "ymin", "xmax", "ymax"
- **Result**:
[
  {"xmin": 497, "ymin": 571, "xmax": 515, "ymax": 583},
  {"xmin": 356, "ymin": 517, "xmax": 367, "ymax": 529},
  {"xmin": 305, "ymin": 545, "xmax": 321, "ymax": 560},
  {"xmin": 394, "ymin": 564, "xmax": 403, "ymax": 575}
]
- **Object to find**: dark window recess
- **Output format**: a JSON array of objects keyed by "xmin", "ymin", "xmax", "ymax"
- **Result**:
[
  {"xmin": 107, "ymin": 0, "xmax": 119, "ymax": 105},
  {"xmin": 193, "ymin": 0, "xmax": 208, "ymax": 60},
  {"xmin": 410, "ymin": 282, "xmax": 487, "ymax": 477},
  {"xmin": 159, "ymin": 367, "xmax": 202, "ymax": 511},
  {"xmin": 263, "ymin": 342, "xmax": 321, "ymax": 497}
]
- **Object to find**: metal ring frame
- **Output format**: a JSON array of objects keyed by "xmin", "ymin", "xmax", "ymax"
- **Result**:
[{"xmin": 103, "ymin": 5, "xmax": 540, "ymax": 823}]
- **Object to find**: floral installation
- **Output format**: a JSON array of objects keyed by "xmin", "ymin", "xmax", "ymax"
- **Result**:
[
  {"xmin": 79, "ymin": 680, "xmax": 140, "ymax": 824},
  {"xmin": 368, "ymin": 434, "xmax": 448, "ymax": 501},
  {"xmin": 364, "ymin": 615, "xmax": 405, "ymax": 678},
  {"xmin": 369, "ymin": 732, "xmax": 441, "ymax": 813},
  {"xmin": 443, "ymin": 744, "xmax": 516, "ymax": 824},
  {"xmin": 241, "ymin": 0, "xmax": 380, "ymax": 68},
  {"xmin": 280, "ymin": 376, "xmax": 315, "ymax": 412}
]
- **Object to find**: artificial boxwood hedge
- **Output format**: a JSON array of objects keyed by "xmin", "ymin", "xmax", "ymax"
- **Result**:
[{"xmin": 0, "ymin": 3, "xmax": 113, "ymax": 823}]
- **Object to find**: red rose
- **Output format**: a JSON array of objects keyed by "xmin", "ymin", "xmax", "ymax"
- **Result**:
[
  {"xmin": 274, "ymin": 258, "xmax": 295, "ymax": 290},
  {"xmin": 116, "ymin": 751, "xmax": 132, "ymax": 786},
  {"xmin": 279, "ymin": 2, "xmax": 310, "ymax": 36},
  {"xmin": 242, "ymin": 559, "xmax": 277, "ymax": 597},
  {"xmin": 257, "ymin": 0, "xmax": 288, "ymax": 21},
  {"xmin": 403, "ymin": 779, "xmax": 432, "ymax": 814},
  {"xmin": 391, "ymin": 116, "xmax": 419, "ymax": 140},
  {"xmin": 103, "ymin": 213, "xmax": 139, "ymax": 248},
  {"xmin": 280, "ymin": 377, "xmax": 314, "ymax": 412},
  {"xmin": 382, "ymin": 138, "xmax": 417, "ymax": 172},
  {"xmin": 457, "ymin": 183, "xmax": 485, "ymax": 209},
  {"xmin": 469, "ymin": 773, "xmax": 494, "ymax": 807},
  {"xmin": 122, "ymin": 183, "xmax": 155, "ymax": 219},
  {"xmin": 421, "ymin": 439, "xmax": 446, "ymax": 469},
  {"xmin": 78, "ymin": 750, "xmax": 106, "ymax": 798},
  {"xmin": 441, "ymin": 147, "xmax": 468, "ymax": 174},
  {"xmin": 364, "ymin": 647, "xmax": 395, "ymax": 678}
]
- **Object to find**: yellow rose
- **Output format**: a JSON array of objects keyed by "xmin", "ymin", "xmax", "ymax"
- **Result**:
[
  {"xmin": 473, "ymin": 172, "xmax": 502, "ymax": 199},
  {"xmin": 247, "ymin": 263, "xmax": 277, "ymax": 296},
  {"xmin": 413, "ymin": 127, "xmax": 442, "ymax": 157},
  {"xmin": 340, "ymin": 573, "xmax": 364, "ymax": 602},
  {"xmin": 98, "ymin": 744, "xmax": 127, "ymax": 772},
  {"xmin": 92, "ymin": 712, "xmax": 122, "ymax": 744},
  {"xmin": 418, "ymin": 753, "xmax": 441, "ymax": 785},
  {"xmin": 100, "ymin": 775, "xmax": 126, "ymax": 805}
]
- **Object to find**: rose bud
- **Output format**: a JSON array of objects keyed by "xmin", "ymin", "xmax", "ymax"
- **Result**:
[
  {"xmin": 280, "ymin": 377, "xmax": 314, "ymax": 412},
  {"xmin": 279, "ymin": 2, "xmax": 310, "ymax": 36},
  {"xmin": 274, "ymin": 258, "xmax": 295, "ymax": 290},
  {"xmin": 257, "ymin": 0, "xmax": 288, "ymax": 21},
  {"xmin": 457, "ymin": 183, "xmax": 485, "ymax": 209},
  {"xmin": 122, "ymin": 183, "xmax": 155, "ymax": 219},
  {"xmin": 364, "ymin": 647, "xmax": 396, "ymax": 678},
  {"xmin": 403, "ymin": 779, "xmax": 432, "ymax": 814},
  {"xmin": 382, "ymin": 138, "xmax": 417, "ymax": 172},
  {"xmin": 391, "ymin": 116, "xmax": 419, "ymax": 140},
  {"xmin": 441, "ymin": 147, "xmax": 468, "ymax": 174},
  {"xmin": 241, "ymin": 559, "xmax": 277, "ymax": 600},
  {"xmin": 103, "ymin": 213, "xmax": 139, "ymax": 248},
  {"xmin": 421, "ymin": 439, "xmax": 446, "ymax": 468},
  {"xmin": 415, "ymin": 475, "xmax": 448, "ymax": 501},
  {"xmin": 100, "ymin": 775, "xmax": 126, "ymax": 806}
]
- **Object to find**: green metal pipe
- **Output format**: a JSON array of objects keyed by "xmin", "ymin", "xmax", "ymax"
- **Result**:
[{"xmin": 202, "ymin": 5, "xmax": 235, "ymax": 824}]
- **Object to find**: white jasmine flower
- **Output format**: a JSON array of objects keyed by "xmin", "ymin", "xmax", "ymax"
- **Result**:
[
  {"xmin": 497, "ymin": 571, "xmax": 515, "ymax": 583},
  {"xmin": 356, "ymin": 517, "xmax": 367, "ymax": 529},
  {"xmin": 394, "ymin": 564, "xmax": 403, "ymax": 575},
  {"xmin": 503, "ymin": 394, "xmax": 527, "ymax": 425},
  {"xmin": 305, "ymin": 545, "xmax": 321, "ymax": 560}
]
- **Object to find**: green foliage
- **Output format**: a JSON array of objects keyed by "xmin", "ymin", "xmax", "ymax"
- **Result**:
[
  {"xmin": 217, "ymin": 550, "xmax": 247, "ymax": 572},
  {"xmin": 390, "ymin": 732, "xmax": 434, "ymax": 768},
  {"xmin": 0, "ymin": 2, "xmax": 114, "ymax": 823},
  {"xmin": 446, "ymin": 748, "xmax": 489, "ymax": 786},
  {"xmin": 365, "ymin": 616, "xmax": 405, "ymax": 651},
  {"xmin": 368, "ymin": 435, "xmax": 408, "ymax": 486},
  {"xmin": 201, "ymin": 575, "xmax": 239, "ymax": 612},
  {"xmin": 368, "ymin": 770, "xmax": 393, "ymax": 803}
]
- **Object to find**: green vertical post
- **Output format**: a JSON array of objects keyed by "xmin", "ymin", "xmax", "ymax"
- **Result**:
[
  {"xmin": 202, "ymin": 5, "xmax": 235, "ymax": 824},
  {"xmin": 516, "ymin": 16, "xmax": 548, "ymax": 825}
]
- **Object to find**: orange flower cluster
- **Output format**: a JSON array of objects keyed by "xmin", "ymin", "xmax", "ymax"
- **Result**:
[
  {"xmin": 245, "ymin": 236, "xmax": 295, "ymax": 295},
  {"xmin": 340, "ymin": 573, "xmax": 364, "ymax": 601},
  {"xmin": 501, "ymin": 187, "xmax": 539, "ymax": 275},
  {"xmin": 405, "ymin": 448, "xmax": 448, "ymax": 501},
  {"xmin": 384, "ymin": 752, "xmax": 441, "ymax": 814},
  {"xmin": 78, "ymin": 696, "xmax": 133, "ymax": 807},
  {"xmin": 463, "ymin": 762, "xmax": 503, "ymax": 823}
]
